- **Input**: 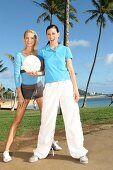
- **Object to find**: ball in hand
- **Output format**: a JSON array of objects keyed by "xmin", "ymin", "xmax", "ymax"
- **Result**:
[{"xmin": 23, "ymin": 55, "xmax": 41, "ymax": 72}]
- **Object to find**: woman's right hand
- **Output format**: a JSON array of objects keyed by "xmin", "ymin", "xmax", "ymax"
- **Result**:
[
  {"xmin": 26, "ymin": 71, "xmax": 44, "ymax": 76},
  {"xmin": 26, "ymin": 71, "xmax": 39, "ymax": 76}
]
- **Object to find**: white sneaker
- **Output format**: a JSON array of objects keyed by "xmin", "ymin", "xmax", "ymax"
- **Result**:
[
  {"xmin": 29, "ymin": 155, "xmax": 39, "ymax": 163},
  {"xmin": 3, "ymin": 151, "xmax": 12, "ymax": 162},
  {"xmin": 51, "ymin": 141, "xmax": 62, "ymax": 151},
  {"xmin": 80, "ymin": 155, "xmax": 88, "ymax": 164}
]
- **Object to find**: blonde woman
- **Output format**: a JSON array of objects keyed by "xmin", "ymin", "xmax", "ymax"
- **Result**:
[{"xmin": 3, "ymin": 29, "xmax": 61, "ymax": 162}]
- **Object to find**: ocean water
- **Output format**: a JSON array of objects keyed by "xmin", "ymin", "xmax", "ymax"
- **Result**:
[
  {"xmin": 78, "ymin": 97, "xmax": 112, "ymax": 108},
  {"xmin": 28, "ymin": 97, "xmax": 112, "ymax": 109}
]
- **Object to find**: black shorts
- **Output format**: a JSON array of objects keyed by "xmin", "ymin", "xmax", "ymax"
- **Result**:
[{"xmin": 21, "ymin": 81, "xmax": 44, "ymax": 99}]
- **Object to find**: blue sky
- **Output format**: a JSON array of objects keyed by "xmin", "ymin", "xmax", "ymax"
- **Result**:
[{"xmin": 0, "ymin": 0, "xmax": 113, "ymax": 94}]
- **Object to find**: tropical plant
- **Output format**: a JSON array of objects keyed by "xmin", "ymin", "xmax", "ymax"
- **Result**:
[
  {"xmin": 33, "ymin": 0, "xmax": 77, "ymax": 26},
  {"xmin": 33, "ymin": 0, "xmax": 78, "ymax": 45},
  {"xmin": 0, "ymin": 61, "xmax": 7, "ymax": 100},
  {"xmin": 5, "ymin": 53, "xmax": 16, "ymax": 111},
  {"xmin": 0, "ymin": 60, "xmax": 7, "ymax": 73},
  {"xmin": 5, "ymin": 53, "xmax": 14, "ymax": 62},
  {"xmin": 0, "ymin": 84, "xmax": 6, "ymax": 99},
  {"xmin": 82, "ymin": 0, "xmax": 113, "ymax": 107}
]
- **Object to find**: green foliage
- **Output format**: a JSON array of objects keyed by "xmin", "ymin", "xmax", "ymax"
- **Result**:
[
  {"xmin": 33, "ymin": 0, "xmax": 78, "ymax": 26},
  {"xmin": 5, "ymin": 53, "xmax": 14, "ymax": 63},
  {"xmin": 85, "ymin": 0, "xmax": 113, "ymax": 28},
  {"xmin": 0, "ymin": 60, "xmax": 7, "ymax": 73}
]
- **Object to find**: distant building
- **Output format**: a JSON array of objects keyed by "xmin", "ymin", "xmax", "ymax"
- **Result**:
[{"xmin": 90, "ymin": 92, "xmax": 96, "ymax": 95}]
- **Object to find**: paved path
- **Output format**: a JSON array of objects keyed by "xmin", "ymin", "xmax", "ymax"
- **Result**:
[{"xmin": 0, "ymin": 128, "xmax": 113, "ymax": 170}]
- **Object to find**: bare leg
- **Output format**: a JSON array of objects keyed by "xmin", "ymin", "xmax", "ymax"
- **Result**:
[
  {"xmin": 36, "ymin": 97, "xmax": 43, "ymax": 112},
  {"xmin": 4, "ymin": 99, "xmax": 30, "ymax": 151}
]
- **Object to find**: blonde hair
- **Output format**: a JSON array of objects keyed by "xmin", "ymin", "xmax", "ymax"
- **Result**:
[{"xmin": 24, "ymin": 29, "xmax": 38, "ymax": 50}]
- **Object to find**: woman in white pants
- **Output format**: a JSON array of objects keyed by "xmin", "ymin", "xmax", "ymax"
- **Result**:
[{"xmin": 29, "ymin": 25, "xmax": 88, "ymax": 164}]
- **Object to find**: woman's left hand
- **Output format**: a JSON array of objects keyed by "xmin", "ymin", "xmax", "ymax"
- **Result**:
[{"xmin": 74, "ymin": 91, "xmax": 79, "ymax": 102}]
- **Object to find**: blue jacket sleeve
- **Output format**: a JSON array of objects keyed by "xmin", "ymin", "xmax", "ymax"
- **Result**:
[{"xmin": 14, "ymin": 52, "xmax": 22, "ymax": 87}]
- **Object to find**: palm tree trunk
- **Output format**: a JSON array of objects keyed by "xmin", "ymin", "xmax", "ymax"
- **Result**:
[
  {"xmin": 11, "ymin": 90, "xmax": 17, "ymax": 111},
  {"xmin": 82, "ymin": 18, "xmax": 103, "ymax": 107},
  {"xmin": 59, "ymin": 0, "xmax": 70, "ymax": 115},
  {"xmin": 50, "ymin": 13, "xmax": 53, "ymax": 25},
  {"xmin": 64, "ymin": 0, "xmax": 70, "ymax": 46}
]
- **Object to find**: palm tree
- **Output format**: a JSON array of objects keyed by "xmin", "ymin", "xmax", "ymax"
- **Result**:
[
  {"xmin": 33, "ymin": 0, "xmax": 77, "ymax": 25},
  {"xmin": 0, "ymin": 61, "xmax": 7, "ymax": 101},
  {"xmin": 33, "ymin": 0, "xmax": 61, "ymax": 25},
  {"xmin": 33, "ymin": 0, "xmax": 78, "ymax": 42},
  {"xmin": 0, "ymin": 84, "xmax": 6, "ymax": 99},
  {"xmin": 0, "ymin": 60, "xmax": 7, "ymax": 73},
  {"xmin": 82, "ymin": 0, "xmax": 113, "ymax": 107},
  {"xmin": 5, "ymin": 54, "xmax": 16, "ymax": 111}
]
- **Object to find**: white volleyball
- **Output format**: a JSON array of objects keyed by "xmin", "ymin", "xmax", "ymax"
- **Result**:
[{"xmin": 23, "ymin": 55, "xmax": 41, "ymax": 72}]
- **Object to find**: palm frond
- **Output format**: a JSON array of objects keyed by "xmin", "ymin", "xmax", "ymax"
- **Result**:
[
  {"xmin": 33, "ymin": 1, "xmax": 49, "ymax": 10},
  {"xmin": 70, "ymin": 4, "xmax": 77, "ymax": 13},
  {"xmin": 37, "ymin": 12, "xmax": 50, "ymax": 22},
  {"xmin": 92, "ymin": 0, "xmax": 100, "ymax": 10},
  {"xmin": 43, "ymin": 15, "xmax": 51, "ymax": 22},
  {"xmin": 5, "ymin": 53, "xmax": 14, "ymax": 62},
  {"xmin": 0, "ymin": 60, "xmax": 7, "ymax": 73},
  {"xmin": 69, "ymin": 12, "xmax": 78, "ymax": 22},
  {"xmin": 84, "ymin": 9, "xmax": 99, "ymax": 14},
  {"xmin": 96, "ymin": 15, "xmax": 106, "ymax": 28},
  {"xmin": 0, "ymin": 67, "xmax": 7, "ymax": 73},
  {"xmin": 107, "ymin": 12, "xmax": 113, "ymax": 22},
  {"xmin": 85, "ymin": 13, "xmax": 98, "ymax": 24}
]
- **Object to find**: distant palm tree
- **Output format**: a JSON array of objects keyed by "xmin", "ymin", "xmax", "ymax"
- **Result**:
[
  {"xmin": 0, "ymin": 60, "xmax": 7, "ymax": 73},
  {"xmin": 82, "ymin": 0, "xmax": 113, "ymax": 107},
  {"xmin": 5, "ymin": 54, "xmax": 16, "ymax": 111},
  {"xmin": 0, "ymin": 61, "xmax": 7, "ymax": 102},
  {"xmin": 0, "ymin": 84, "xmax": 6, "ymax": 99}
]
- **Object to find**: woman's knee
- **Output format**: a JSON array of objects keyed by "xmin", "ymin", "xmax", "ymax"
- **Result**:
[{"xmin": 13, "ymin": 117, "xmax": 21, "ymax": 127}]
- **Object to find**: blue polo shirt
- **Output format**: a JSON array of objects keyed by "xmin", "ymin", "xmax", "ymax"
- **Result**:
[{"xmin": 38, "ymin": 44, "xmax": 73, "ymax": 83}]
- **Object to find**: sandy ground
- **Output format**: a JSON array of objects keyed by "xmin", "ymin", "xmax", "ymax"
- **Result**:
[
  {"xmin": 0, "ymin": 125, "xmax": 113, "ymax": 170},
  {"xmin": 0, "ymin": 100, "xmax": 34, "ymax": 110}
]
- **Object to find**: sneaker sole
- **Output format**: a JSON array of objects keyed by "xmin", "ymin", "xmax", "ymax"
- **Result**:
[
  {"xmin": 80, "ymin": 160, "xmax": 88, "ymax": 164},
  {"xmin": 3, "ymin": 158, "xmax": 12, "ymax": 163},
  {"xmin": 29, "ymin": 158, "xmax": 39, "ymax": 163}
]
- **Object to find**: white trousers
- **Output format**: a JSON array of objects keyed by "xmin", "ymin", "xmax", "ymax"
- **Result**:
[{"xmin": 34, "ymin": 80, "xmax": 88, "ymax": 159}]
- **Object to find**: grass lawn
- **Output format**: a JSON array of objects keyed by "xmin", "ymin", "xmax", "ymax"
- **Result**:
[{"xmin": 0, "ymin": 106, "xmax": 113, "ymax": 141}]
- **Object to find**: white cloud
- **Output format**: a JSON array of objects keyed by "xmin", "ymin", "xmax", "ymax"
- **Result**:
[
  {"xmin": 84, "ymin": 63, "xmax": 92, "ymax": 69},
  {"xmin": 69, "ymin": 40, "xmax": 90, "ymax": 47},
  {"xmin": 105, "ymin": 53, "xmax": 113, "ymax": 64}
]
